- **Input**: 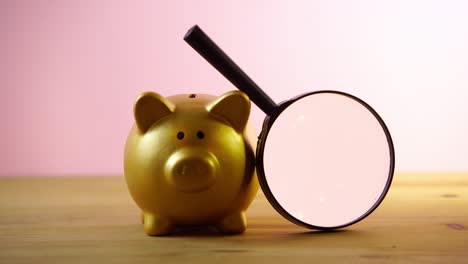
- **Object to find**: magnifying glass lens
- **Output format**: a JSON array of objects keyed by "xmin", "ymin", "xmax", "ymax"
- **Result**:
[{"xmin": 263, "ymin": 92, "xmax": 393, "ymax": 228}]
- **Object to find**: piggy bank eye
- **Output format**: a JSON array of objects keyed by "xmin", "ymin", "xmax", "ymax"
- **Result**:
[
  {"xmin": 196, "ymin": 131, "xmax": 205, "ymax": 139},
  {"xmin": 177, "ymin": 131, "xmax": 185, "ymax": 140}
]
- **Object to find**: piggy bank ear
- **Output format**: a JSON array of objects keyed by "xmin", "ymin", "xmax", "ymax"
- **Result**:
[
  {"xmin": 134, "ymin": 92, "xmax": 175, "ymax": 133},
  {"xmin": 207, "ymin": 91, "xmax": 251, "ymax": 132}
]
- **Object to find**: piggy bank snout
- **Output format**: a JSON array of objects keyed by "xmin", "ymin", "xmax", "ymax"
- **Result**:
[{"xmin": 165, "ymin": 149, "xmax": 219, "ymax": 193}]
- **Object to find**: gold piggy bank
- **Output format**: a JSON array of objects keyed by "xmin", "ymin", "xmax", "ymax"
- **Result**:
[{"xmin": 124, "ymin": 90, "xmax": 259, "ymax": 236}]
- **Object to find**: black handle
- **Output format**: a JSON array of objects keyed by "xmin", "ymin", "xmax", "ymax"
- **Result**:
[{"xmin": 184, "ymin": 25, "xmax": 277, "ymax": 115}]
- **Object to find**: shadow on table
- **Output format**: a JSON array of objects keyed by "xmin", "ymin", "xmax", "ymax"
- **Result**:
[{"xmin": 160, "ymin": 223, "xmax": 358, "ymax": 240}]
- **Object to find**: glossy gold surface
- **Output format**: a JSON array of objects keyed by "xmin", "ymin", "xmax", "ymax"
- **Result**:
[{"xmin": 124, "ymin": 91, "xmax": 259, "ymax": 236}]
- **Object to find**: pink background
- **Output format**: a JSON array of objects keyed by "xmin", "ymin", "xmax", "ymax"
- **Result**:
[{"xmin": 1, "ymin": 0, "xmax": 468, "ymax": 176}]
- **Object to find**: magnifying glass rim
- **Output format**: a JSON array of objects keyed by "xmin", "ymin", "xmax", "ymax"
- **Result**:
[{"xmin": 256, "ymin": 90, "xmax": 396, "ymax": 230}]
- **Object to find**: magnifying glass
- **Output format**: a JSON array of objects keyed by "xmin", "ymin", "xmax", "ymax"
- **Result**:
[{"xmin": 184, "ymin": 25, "xmax": 395, "ymax": 230}]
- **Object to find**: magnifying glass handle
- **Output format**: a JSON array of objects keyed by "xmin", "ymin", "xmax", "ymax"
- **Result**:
[{"xmin": 184, "ymin": 25, "xmax": 277, "ymax": 115}]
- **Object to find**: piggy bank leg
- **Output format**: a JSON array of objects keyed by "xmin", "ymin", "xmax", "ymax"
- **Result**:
[
  {"xmin": 142, "ymin": 212, "xmax": 174, "ymax": 236},
  {"xmin": 216, "ymin": 212, "xmax": 247, "ymax": 234}
]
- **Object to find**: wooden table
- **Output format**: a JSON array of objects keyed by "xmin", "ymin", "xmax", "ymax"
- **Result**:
[{"xmin": 0, "ymin": 173, "xmax": 467, "ymax": 263}]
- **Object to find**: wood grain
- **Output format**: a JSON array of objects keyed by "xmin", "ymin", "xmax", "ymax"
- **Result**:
[{"xmin": 0, "ymin": 173, "xmax": 467, "ymax": 263}]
